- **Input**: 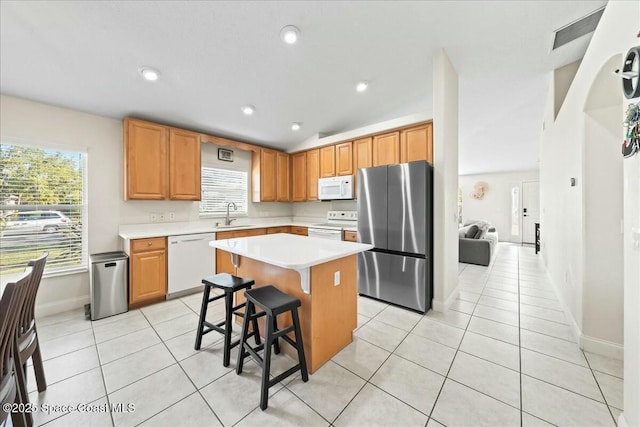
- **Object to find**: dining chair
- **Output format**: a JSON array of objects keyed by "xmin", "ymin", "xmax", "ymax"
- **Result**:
[
  {"xmin": 14, "ymin": 253, "xmax": 48, "ymax": 404},
  {"xmin": 1, "ymin": 274, "xmax": 32, "ymax": 427}
]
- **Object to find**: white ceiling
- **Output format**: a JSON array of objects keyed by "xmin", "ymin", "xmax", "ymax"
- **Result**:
[{"xmin": 0, "ymin": 1, "xmax": 606, "ymax": 175}]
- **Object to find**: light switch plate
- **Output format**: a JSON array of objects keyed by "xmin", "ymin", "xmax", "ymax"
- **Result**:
[{"xmin": 334, "ymin": 271, "xmax": 340, "ymax": 286}]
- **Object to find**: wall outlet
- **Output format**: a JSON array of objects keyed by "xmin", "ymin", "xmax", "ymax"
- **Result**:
[
  {"xmin": 169, "ymin": 212, "xmax": 176, "ymax": 221},
  {"xmin": 334, "ymin": 271, "xmax": 341, "ymax": 286},
  {"xmin": 159, "ymin": 212, "xmax": 166, "ymax": 222},
  {"xmin": 150, "ymin": 213, "xmax": 158, "ymax": 222}
]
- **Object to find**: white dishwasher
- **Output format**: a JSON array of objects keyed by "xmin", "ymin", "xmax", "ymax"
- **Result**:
[{"xmin": 168, "ymin": 233, "xmax": 216, "ymax": 298}]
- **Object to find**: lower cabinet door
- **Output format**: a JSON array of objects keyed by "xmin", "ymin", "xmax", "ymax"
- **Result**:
[{"xmin": 130, "ymin": 249, "xmax": 167, "ymax": 304}]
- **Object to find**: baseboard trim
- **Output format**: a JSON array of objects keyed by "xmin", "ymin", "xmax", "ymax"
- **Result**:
[
  {"xmin": 35, "ymin": 295, "xmax": 89, "ymax": 318},
  {"xmin": 580, "ymin": 334, "xmax": 624, "ymax": 360},
  {"xmin": 433, "ymin": 284, "xmax": 460, "ymax": 312},
  {"xmin": 617, "ymin": 413, "xmax": 629, "ymax": 427},
  {"xmin": 544, "ymin": 268, "xmax": 625, "ymax": 360}
]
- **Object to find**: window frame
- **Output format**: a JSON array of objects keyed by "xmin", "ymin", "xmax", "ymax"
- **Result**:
[
  {"xmin": 0, "ymin": 139, "xmax": 89, "ymax": 277},
  {"xmin": 199, "ymin": 164, "xmax": 249, "ymax": 218}
]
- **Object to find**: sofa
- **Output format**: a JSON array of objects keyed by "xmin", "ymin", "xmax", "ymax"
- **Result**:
[{"xmin": 459, "ymin": 220, "xmax": 498, "ymax": 266}]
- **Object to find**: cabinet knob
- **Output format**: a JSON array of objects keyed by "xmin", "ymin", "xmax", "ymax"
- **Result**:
[{"xmin": 148, "ymin": 242, "xmax": 152, "ymax": 246}]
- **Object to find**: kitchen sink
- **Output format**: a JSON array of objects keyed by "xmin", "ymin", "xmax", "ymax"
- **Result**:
[{"xmin": 215, "ymin": 224, "xmax": 253, "ymax": 229}]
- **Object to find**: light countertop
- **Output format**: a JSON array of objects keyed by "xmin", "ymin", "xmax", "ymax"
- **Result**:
[
  {"xmin": 209, "ymin": 233, "xmax": 372, "ymax": 269},
  {"xmin": 118, "ymin": 219, "xmax": 332, "ymax": 240}
]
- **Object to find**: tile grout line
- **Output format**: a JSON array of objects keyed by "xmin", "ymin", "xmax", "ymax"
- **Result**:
[
  {"xmin": 582, "ymin": 349, "xmax": 620, "ymax": 426},
  {"xmin": 137, "ymin": 304, "xmax": 228, "ymax": 427},
  {"xmin": 89, "ymin": 316, "xmax": 116, "ymax": 427},
  {"xmin": 518, "ymin": 248, "xmax": 524, "ymax": 427},
  {"xmin": 426, "ymin": 258, "xmax": 493, "ymax": 424}
]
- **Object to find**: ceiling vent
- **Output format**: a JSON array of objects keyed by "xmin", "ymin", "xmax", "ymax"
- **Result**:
[{"xmin": 552, "ymin": 7, "xmax": 605, "ymax": 50}]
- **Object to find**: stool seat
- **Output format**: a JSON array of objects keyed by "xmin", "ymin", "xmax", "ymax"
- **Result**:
[
  {"xmin": 245, "ymin": 285, "xmax": 300, "ymax": 315},
  {"xmin": 202, "ymin": 273, "xmax": 255, "ymax": 291}
]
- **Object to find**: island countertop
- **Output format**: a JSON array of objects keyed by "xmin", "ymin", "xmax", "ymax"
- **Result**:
[{"xmin": 209, "ymin": 233, "xmax": 372, "ymax": 270}]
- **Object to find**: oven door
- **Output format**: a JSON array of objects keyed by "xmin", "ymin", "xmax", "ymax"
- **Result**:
[{"xmin": 308, "ymin": 228, "xmax": 343, "ymax": 240}]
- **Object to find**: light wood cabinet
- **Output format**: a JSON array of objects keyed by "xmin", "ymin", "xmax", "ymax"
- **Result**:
[
  {"xmin": 290, "ymin": 226, "xmax": 308, "ymax": 236},
  {"xmin": 129, "ymin": 237, "xmax": 167, "ymax": 307},
  {"xmin": 400, "ymin": 123, "xmax": 433, "ymax": 164},
  {"xmin": 291, "ymin": 152, "xmax": 307, "ymax": 202},
  {"xmin": 336, "ymin": 142, "xmax": 353, "ymax": 176},
  {"xmin": 216, "ymin": 228, "xmax": 267, "ymax": 274},
  {"xmin": 353, "ymin": 137, "xmax": 373, "ymax": 198},
  {"xmin": 169, "ymin": 128, "xmax": 201, "ymax": 200},
  {"xmin": 124, "ymin": 118, "xmax": 201, "ymax": 201},
  {"xmin": 319, "ymin": 146, "xmax": 336, "ymax": 178},
  {"xmin": 307, "ymin": 149, "xmax": 320, "ymax": 201},
  {"xmin": 373, "ymin": 131, "xmax": 400, "ymax": 166},
  {"xmin": 276, "ymin": 152, "xmax": 290, "ymax": 202},
  {"xmin": 260, "ymin": 149, "xmax": 277, "ymax": 202},
  {"xmin": 343, "ymin": 231, "xmax": 358, "ymax": 242},
  {"xmin": 124, "ymin": 119, "xmax": 168, "ymax": 200},
  {"xmin": 267, "ymin": 226, "xmax": 291, "ymax": 234}
]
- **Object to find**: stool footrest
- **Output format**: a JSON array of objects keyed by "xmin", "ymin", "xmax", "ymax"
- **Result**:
[
  {"xmin": 272, "ymin": 325, "xmax": 295, "ymax": 339},
  {"xmin": 207, "ymin": 293, "xmax": 225, "ymax": 304},
  {"xmin": 269, "ymin": 365, "xmax": 302, "ymax": 387}
]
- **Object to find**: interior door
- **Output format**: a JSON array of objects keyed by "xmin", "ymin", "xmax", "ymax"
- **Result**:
[{"xmin": 522, "ymin": 181, "xmax": 540, "ymax": 244}]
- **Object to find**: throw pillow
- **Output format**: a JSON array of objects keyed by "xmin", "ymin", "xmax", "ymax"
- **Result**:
[
  {"xmin": 474, "ymin": 227, "xmax": 484, "ymax": 239},
  {"xmin": 458, "ymin": 225, "xmax": 471, "ymax": 238},
  {"xmin": 465, "ymin": 224, "xmax": 479, "ymax": 239}
]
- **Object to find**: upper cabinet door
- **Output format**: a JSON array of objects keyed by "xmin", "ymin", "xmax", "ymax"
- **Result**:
[
  {"xmin": 125, "ymin": 118, "xmax": 168, "ymax": 200},
  {"xmin": 372, "ymin": 131, "xmax": 400, "ymax": 166},
  {"xmin": 353, "ymin": 137, "xmax": 372, "ymax": 199},
  {"xmin": 307, "ymin": 149, "xmax": 320, "ymax": 201},
  {"xmin": 400, "ymin": 123, "xmax": 433, "ymax": 164},
  {"xmin": 319, "ymin": 145, "xmax": 336, "ymax": 178},
  {"xmin": 336, "ymin": 142, "xmax": 353, "ymax": 176},
  {"xmin": 291, "ymin": 152, "xmax": 307, "ymax": 202},
  {"xmin": 169, "ymin": 128, "xmax": 201, "ymax": 200},
  {"xmin": 260, "ymin": 149, "xmax": 277, "ymax": 202},
  {"xmin": 276, "ymin": 151, "xmax": 290, "ymax": 202}
]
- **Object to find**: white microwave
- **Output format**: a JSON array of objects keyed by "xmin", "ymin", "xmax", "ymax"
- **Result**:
[{"xmin": 318, "ymin": 176, "xmax": 354, "ymax": 200}]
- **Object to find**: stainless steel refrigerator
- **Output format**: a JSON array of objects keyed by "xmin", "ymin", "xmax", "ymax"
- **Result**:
[{"xmin": 357, "ymin": 161, "xmax": 433, "ymax": 313}]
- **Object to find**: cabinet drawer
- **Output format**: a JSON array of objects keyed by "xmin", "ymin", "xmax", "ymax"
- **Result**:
[
  {"xmin": 131, "ymin": 237, "xmax": 166, "ymax": 252},
  {"xmin": 343, "ymin": 231, "xmax": 357, "ymax": 242},
  {"xmin": 290, "ymin": 226, "xmax": 308, "ymax": 236}
]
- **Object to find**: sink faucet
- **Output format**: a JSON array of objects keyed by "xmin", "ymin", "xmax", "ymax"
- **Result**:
[{"xmin": 225, "ymin": 202, "xmax": 237, "ymax": 226}]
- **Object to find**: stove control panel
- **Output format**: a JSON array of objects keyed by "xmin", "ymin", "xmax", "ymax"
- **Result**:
[{"xmin": 327, "ymin": 211, "xmax": 357, "ymax": 221}]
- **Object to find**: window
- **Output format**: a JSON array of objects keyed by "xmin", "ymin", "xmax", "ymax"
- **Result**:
[
  {"xmin": 0, "ymin": 143, "xmax": 87, "ymax": 275},
  {"xmin": 200, "ymin": 166, "xmax": 248, "ymax": 216}
]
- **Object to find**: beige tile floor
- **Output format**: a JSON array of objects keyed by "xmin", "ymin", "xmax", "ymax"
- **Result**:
[{"xmin": 5, "ymin": 244, "xmax": 623, "ymax": 426}]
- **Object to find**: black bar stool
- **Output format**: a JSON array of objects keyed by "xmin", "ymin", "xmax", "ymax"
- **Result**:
[
  {"xmin": 195, "ymin": 273, "xmax": 261, "ymax": 367},
  {"xmin": 236, "ymin": 285, "xmax": 309, "ymax": 410}
]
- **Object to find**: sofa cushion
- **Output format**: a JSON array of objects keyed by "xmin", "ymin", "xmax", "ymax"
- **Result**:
[{"xmin": 465, "ymin": 224, "xmax": 480, "ymax": 239}]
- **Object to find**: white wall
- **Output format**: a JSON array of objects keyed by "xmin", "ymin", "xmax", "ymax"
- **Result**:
[
  {"xmin": 538, "ymin": 1, "xmax": 639, "ymax": 425},
  {"xmin": 0, "ymin": 95, "xmax": 291, "ymax": 315},
  {"xmin": 459, "ymin": 170, "xmax": 539, "ymax": 241},
  {"xmin": 432, "ymin": 49, "xmax": 459, "ymax": 311}
]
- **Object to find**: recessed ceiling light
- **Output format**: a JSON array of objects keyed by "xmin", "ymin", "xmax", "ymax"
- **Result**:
[
  {"xmin": 280, "ymin": 25, "xmax": 300, "ymax": 44},
  {"xmin": 241, "ymin": 105, "xmax": 255, "ymax": 115},
  {"xmin": 291, "ymin": 123, "xmax": 301, "ymax": 131},
  {"xmin": 356, "ymin": 81, "xmax": 369, "ymax": 92},
  {"xmin": 139, "ymin": 67, "xmax": 160, "ymax": 81}
]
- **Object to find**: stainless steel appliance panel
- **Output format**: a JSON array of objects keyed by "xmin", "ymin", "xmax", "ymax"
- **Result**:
[
  {"xmin": 387, "ymin": 162, "xmax": 428, "ymax": 255},
  {"xmin": 90, "ymin": 252, "xmax": 128, "ymax": 321},
  {"xmin": 358, "ymin": 251, "xmax": 428, "ymax": 313},
  {"xmin": 357, "ymin": 166, "xmax": 388, "ymax": 249}
]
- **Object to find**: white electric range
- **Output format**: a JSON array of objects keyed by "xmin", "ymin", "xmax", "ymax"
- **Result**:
[{"xmin": 308, "ymin": 211, "xmax": 358, "ymax": 241}]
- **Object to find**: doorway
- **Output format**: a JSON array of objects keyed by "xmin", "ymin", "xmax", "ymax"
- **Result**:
[{"xmin": 522, "ymin": 181, "xmax": 540, "ymax": 244}]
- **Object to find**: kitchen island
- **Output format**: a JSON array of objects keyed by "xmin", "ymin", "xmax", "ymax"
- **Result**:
[{"xmin": 210, "ymin": 233, "xmax": 372, "ymax": 373}]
